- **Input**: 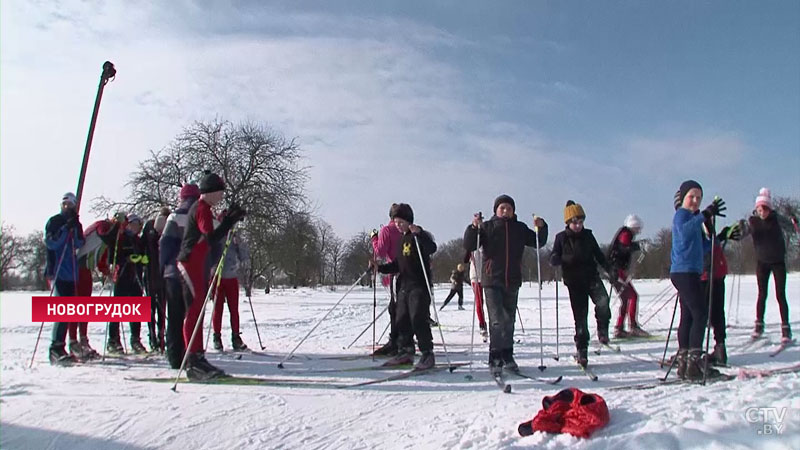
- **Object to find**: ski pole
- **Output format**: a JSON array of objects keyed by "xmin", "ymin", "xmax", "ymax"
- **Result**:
[
  {"xmin": 534, "ymin": 215, "xmax": 545, "ymax": 372},
  {"xmin": 277, "ymin": 269, "xmax": 371, "ymax": 369},
  {"xmin": 203, "ymin": 268, "xmax": 225, "ymax": 350},
  {"xmin": 554, "ymin": 267, "xmax": 560, "ymax": 361},
  {"xmin": 30, "ymin": 236, "xmax": 72, "ymax": 368},
  {"xmin": 466, "ymin": 213, "xmax": 481, "ymax": 381},
  {"xmin": 345, "ymin": 304, "xmax": 389, "ymax": 349},
  {"xmin": 247, "ymin": 294, "xmax": 266, "ymax": 350},
  {"xmin": 702, "ymin": 214, "xmax": 717, "ymax": 386},
  {"xmin": 641, "ymin": 291, "xmax": 678, "ymax": 327},
  {"xmin": 413, "ymin": 233, "xmax": 455, "ymax": 372},
  {"xmin": 172, "ymin": 228, "xmax": 236, "ymax": 391},
  {"xmin": 660, "ymin": 293, "xmax": 680, "ymax": 371},
  {"xmin": 726, "ymin": 272, "xmax": 736, "ymax": 328},
  {"xmin": 372, "ymin": 267, "xmax": 377, "ymax": 359}
]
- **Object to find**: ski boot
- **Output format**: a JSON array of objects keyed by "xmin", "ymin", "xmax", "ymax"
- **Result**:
[
  {"xmin": 372, "ymin": 341, "xmax": 398, "ymax": 357},
  {"xmin": 628, "ymin": 325, "xmax": 651, "ymax": 338},
  {"xmin": 383, "ymin": 347, "xmax": 414, "ymax": 366},
  {"xmin": 597, "ymin": 323, "xmax": 610, "ymax": 345},
  {"xmin": 49, "ymin": 345, "xmax": 76, "ymax": 366},
  {"xmin": 675, "ymin": 349, "xmax": 688, "ymax": 379},
  {"xmin": 415, "ymin": 351, "xmax": 435, "ymax": 370},
  {"xmin": 231, "ymin": 333, "xmax": 248, "ymax": 352},
  {"xmin": 480, "ymin": 325, "xmax": 489, "ymax": 343},
  {"xmin": 80, "ymin": 337, "xmax": 100, "ymax": 360},
  {"xmin": 751, "ymin": 321, "xmax": 764, "ymax": 339},
  {"xmin": 782, "ymin": 324, "xmax": 793, "ymax": 344},
  {"xmin": 130, "ymin": 339, "xmax": 148, "ymax": 355},
  {"xmin": 213, "ymin": 333, "xmax": 223, "ymax": 351},
  {"xmin": 458, "ymin": 305, "xmax": 465, "ymax": 311},
  {"xmin": 68, "ymin": 339, "xmax": 84, "ymax": 360},
  {"xmin": 685, "ymin": 349, "xmax": 720, "ymax": 380},
  {"xmin": 488, "ymin": 350, "xmax": 504, "ymax": 377},
  {"xmin": 186, "ymin": 352, "xmax": 226, "ymax": 381},
  {"xmin": 711, "ymin": 342, "xmax": 727, "ymax": 366},
  {"xmin": 106, "ymin": 338, "xmax": 125, "ymax": 355},
  {"xmin": 428, "ymin": 318, "xmax": 438, "ymax": 327},
  {"xmin": 575, "ymin": 348, "xmax": 588, "ymax": 368},
  {"xmin": 614, "ymin": 326, "xmax": 628, "ymax": 339},
  {"xmin": 501, "ymin": 348, "xmax": 518, "ymax": 371}
]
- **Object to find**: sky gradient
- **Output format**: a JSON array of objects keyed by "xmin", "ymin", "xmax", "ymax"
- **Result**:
[{"xmin": 2, "ymin": 1, "xmax": 798, "ymax": 244}]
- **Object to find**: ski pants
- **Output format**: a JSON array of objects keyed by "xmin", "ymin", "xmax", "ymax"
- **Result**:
[
  {"xmin": 440, "ymin": 285, "xmax": 463, "ymax": 309},
  {"xmin": 108, "ymin": 281, "xmax": 142, "ymax": 344},
  {"xmin": 471, "ymin": 281, "xmax": 486, "ymax": 328},
  {"xmin": 212, "ymin": 277, "xmax": 241, "ymax": 335},
  {"xmin": 50, "ymin": 280, "xmax": 75, "ymax": 349},
  {"xmin": 68, "ymin": 267, "xmax": 92, "ymax": 341},
  {"xmin": 164, "ymin": 277, "xmax": 187, "ymax": 368},
  {"xmin": 484, "ymin": 285, "xmax": 520, "ymax": 353},
  {"xmin": 671, "ymin": 272, "xmax": 707, "ymax": 350},
  {"xmin": 179, "ymin": 258, "xmax": 209, "ymax": 354},
  {"xmin": 755, "ymin": 261, "xmax": 790, "ymax": 326},
  {"xmin": 147, "ymin": 280, "xmax": 166, "ymax": 351},
  {"xmin": 395, "ymin": 285, "xmax": 434, "ymax": 353},
  {"xmin": 388, "ymin": 276, "xmax": 397, "ymax": 345},
  {"xmin": 567, "ymin": 274, "xmax": 611, "ymax": 350},
  {"xmin": 701, "ymin": 277, "xmax": 726, "ymax": 343},
  {"xmin": 614, "ymin": 269, "xmax": 640, "ymax": 329}
]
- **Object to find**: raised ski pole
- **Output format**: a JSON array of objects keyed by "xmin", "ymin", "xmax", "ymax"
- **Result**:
[
  {"xmin": 466, "ymin": 212, "xmax": 482, "ymax": 381},
  {"xmin": 414, "ymin": 233, "xmax": 455, "ymax": 372},
  {"xmin": 75, "ymin": 61, "xmax": 116, "ymax": 211},
  {"xmin": 277, "ymin": 269, "xmax": 370, "ymax": 369},
  {"xmin": 172, "ymin": 228, "xmax": 236, "ymax": 392},
  {"xmin": 534, "ymin": 214, "xmax": 546, "ymax": 372}
]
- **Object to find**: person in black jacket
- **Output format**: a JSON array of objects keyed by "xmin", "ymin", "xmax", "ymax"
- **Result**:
[
  {"xmin": 142, "ymin": 208, "xmax": 169, "ymax": 353},
  {"xmin": 745, "ymin": 188, "xmax": 797, "ymax": 343},
  {"xmin": 550, "ymin": 200, "xmax": 611, "ymax": 368},
  {"xmin": 464, "ymin": 194, "xmax": 548, "ymax": 374},
  {"xmin": 371, "ymin": 203, "xmax": 438, "ymax": 370},
  {"xmin": 439, "ymin": 264, "xmax": 466, "ymax": 310}
]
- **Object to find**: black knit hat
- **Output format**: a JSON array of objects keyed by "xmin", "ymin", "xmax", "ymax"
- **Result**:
[
  {"xmin": 390, "ymin": 203, "xmax": 414, "ymax": 223},
  {"xmin": 675, "ymin": 180, "xmax": 702, "ymax": 209},
  {"xmin": 493, "ymin": 194, "xmax": 515, "ymax": 213},
  {"xmin": 199, "ymin": 171, "xmax": 225, "ymax": 194}
]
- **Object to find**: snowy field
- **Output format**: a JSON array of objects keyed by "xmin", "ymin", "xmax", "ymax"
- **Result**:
[{"xmin": 1, "ymin": 274, "xmax": 799, "ymax": 449}]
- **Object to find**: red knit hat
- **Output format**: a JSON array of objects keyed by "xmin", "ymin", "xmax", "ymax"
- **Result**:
[{"xmin": 179, "ymin": 183, "xmax": 200, "ymax": 200}]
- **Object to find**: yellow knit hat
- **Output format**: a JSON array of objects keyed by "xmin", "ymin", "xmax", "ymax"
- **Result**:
[{"xmin": 564, "ymin": 200, "xmax": 586, "ymax": 224}]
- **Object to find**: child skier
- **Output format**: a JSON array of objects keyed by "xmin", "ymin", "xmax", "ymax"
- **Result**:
[
  {"xmin": 549, "ymin": 200, "xmax": 611, "ymax": 368},
  {"xmin": 608, "ymin": 214, "xmax": 647, "ymax": 338},
  {"xmin": 210, "ymin": 211, "xmax": 251, "ymax": 352},
  {"xmin": 370, "ymin": 204, "xmax": 403, "ymax": 356},
  {"xmin": 371, "ymin": 203, "xmax": 437, "ymax": 370},
  {"xmin": 439, "ymin": 264, "xmax": 466, "ymax": 310},
  {"xmin": 464, "ymin": 194, "xmax": 548, "ymax": 374},
  {"xmin": 702, "ymin": 221, "xmax": 742, "ymax": 366},
  {"xmin": 743, "ymin": 188, "xmax": 797, "ymax": 343},
  {"xmin": 670, "ymin": 180, "xmax": 725, "ymax": 380}
]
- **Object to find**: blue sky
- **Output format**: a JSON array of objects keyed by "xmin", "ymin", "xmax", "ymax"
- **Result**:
[{"xmin": 2, "ymin": 1, "xmax": 798, "ymax": 244}]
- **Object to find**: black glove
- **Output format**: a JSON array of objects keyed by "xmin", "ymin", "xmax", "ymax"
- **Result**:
[
  {"xmin": 226, "ymin": 203, "xmax": 247, "ymax": 223},
  {"xmin": 718, "ymin": 221, "xmax": 743, "ymax": 241},
  {"xmin": 702, "ymin": 197, "xmax": 726, "ymax": 219},
  {"xmin": 65, "ymin": 212, "xmax": 79, "ymax": 229}
]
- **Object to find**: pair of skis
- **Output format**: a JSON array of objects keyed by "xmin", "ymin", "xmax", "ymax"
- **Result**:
[{"xmin": 492, "ymin": 368, "xmax": 563, "ymax": 393}]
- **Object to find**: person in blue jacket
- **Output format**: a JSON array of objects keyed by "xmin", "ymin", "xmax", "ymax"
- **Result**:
[
  {"xmin": 670, "ymin": 180, "xmax": 725, "ymax": 380},
  {"xmin": 44, "ymin": 192, "xmax": 85, "ymax": 365}
]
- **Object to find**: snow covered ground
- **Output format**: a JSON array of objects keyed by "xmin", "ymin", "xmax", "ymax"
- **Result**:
[{"xmin": 2, "ymin": 274, "xmax": 799, "ymax": 449}]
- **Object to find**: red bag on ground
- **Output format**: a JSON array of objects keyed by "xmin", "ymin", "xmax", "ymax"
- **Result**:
[{"xmin": 518, "ymin": 388, "xmax": 610, "ymax": 439}]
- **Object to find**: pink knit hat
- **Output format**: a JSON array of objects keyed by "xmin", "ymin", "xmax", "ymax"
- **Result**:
[{"xmin": 755, "ymin": 187, "xmax": 773, "ymax": 210}]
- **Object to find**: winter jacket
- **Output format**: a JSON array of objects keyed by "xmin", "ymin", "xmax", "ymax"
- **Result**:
[
  {"xmin": 550, "ymin": 227, "xmax": 608, "ymax": 287},
  {"xmin": 210, "ymin": 233, "xmax": 250, "ymax": 280},
  {"xmin": 378, "ymin": 228, "xmax": 437, "ymax": 291},
  {"xmin": 98, "ymin": 222, "xmax": 144, "ymax": 294},
  {"xmin": 141, "ymin": 219, "xmax": 162, "ymax": 295},
  {"xmin": 607, "ymin": 226, "xmax": 640, "ymax": 271},
  {"xmin": 464, "ymin": 215, "xmax": 548, "ymax": 289},
  {"xmin": 745, "ymin": 211, "xmax": 791, "ymax": 264},
  {"xmin": 372, "ymin": 219, "xmax": 402, "ymax": 262},
  {"xmin": 670, "ymin": 208, "xmax": 710, "ymax": 274},
  {"xmin": 468, "ymin": 250, "xmax": 483, "ymax": 283},
  {"xmin": 450, "ymin": 270, "xmax": 465, "ymax": 290},
  {"xmin": 44, "ymin": 212, "xmax": 85, "ymax": 282},
  {"xmin": 159, "ymin": 198, "xmax": 196, "ymax": 279},
  {"xmin": 518, "ymin": 388, "xmax": 610, "ymax": 439},
  {"xmin": 701, "ymin": 242, "xmax": 728, "ymax": 281}
]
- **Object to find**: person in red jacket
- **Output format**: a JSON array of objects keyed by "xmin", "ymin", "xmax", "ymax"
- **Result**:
[
  {"xmin": 702, "ymin": 221, "xmax": 742, "ymax": 366},
  {"xmin": 608, "ymin": 214, "xmax": 647, "ymax": 338},
  {"xmin": 177, "ymin": 171, "xmax": 245, "ymax": 380}
]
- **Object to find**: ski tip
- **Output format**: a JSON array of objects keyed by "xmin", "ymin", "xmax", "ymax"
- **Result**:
[
  {"xmin": 554, "ymin": 376, "xmax": 563, "ymax": 383},
  {"xmin": 503, "ymin": 384, "xmax": 512, "ymax": 393},
  {"xmin": 553, "ymin": 356, "xmax": 560, "ymax": 361}
]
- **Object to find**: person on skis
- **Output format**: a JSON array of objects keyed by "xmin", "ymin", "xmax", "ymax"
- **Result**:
[
  {"xmin": 44, "ymin": 192, "xmax": 85, "ymax": 365},
  {"xmin": 549, "ymin": 200, "xmax": 611, "ymax": 368},
  {"xmin": 439, "ymin": 263, "xmax": 466, "ymax": 311},
  {"xmin": 210, "ymin": 210, "xmax": 251, "ymax": 352},
  {"xmin": 742, "ymin": 188, "xmax": 797, "ymax": 344},
  {"xmin": 67, "ymin": 253, "xmax": 100, "ymax": 361},
  {"xmin": 142, "ymin": 207, "xmax": 169, "ymax": 353},
  {"xmin": 370, "ymin": 203, "xmax": 438, "ymax": 370},
  {"xmin": 464, "ymin": 195, "xmax": 548, "ymax": 374},
  {"xmin": 608, "ymin": 214, "xmax": 648, "ymax": 338},
  {"xmin": 669, "ymin": 180, "xmax": 725, "ymax": 380},
  {"xmin": 369, "ymin": 204, "xmax": 403, "ymax": 356},
  {"xmin": 177, "ymin": 171, "xmax": 245, "ymax": 380}
]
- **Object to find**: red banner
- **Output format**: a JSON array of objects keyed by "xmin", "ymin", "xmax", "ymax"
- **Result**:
[{"xmin": 32, "ymin": 297, "xmax": 150, "ymax": 322}]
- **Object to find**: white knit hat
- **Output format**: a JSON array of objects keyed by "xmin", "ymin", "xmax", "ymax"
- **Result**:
[
  {"xmin": 624, "ymin": 214, "xmax": 643, "ymax": 231},
  {"xmin": 755, "ymin": 187, "xmax": 773, "ymax": 210}
]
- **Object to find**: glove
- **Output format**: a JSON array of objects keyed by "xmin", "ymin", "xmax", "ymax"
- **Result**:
[
  {"xmin": 718, "ymin": 222, "xmax": 743, "ymax": 241},
  {"xmin": 226, "ymin": 203, "xmax": 247, "ymax": 223},
  {"xmin": 65, "ymin": 212, "xmax": 79, "ymax": 229},
  {"xmin": 369, "ymin": 229, "xmax": 379, "ymax": 239},
  {"xmin": 113, "ymin": 212, "xmax": 127, "ymax": 223},
  {"xmin": 702, "ymin": 197, "xmax": 726, "ymax": 219}
]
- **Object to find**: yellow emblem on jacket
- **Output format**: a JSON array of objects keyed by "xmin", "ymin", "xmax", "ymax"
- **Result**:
[{"xmin": 403, "ymin": 242, "xmax": 412, "ymax": 256}]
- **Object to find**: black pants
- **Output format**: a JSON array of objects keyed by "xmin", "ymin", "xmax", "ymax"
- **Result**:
[
  {"xmin": 395, "ymin": 286, "xmax": 434, "ymax": 353},
  {"xmin": 701, "ymin": 277, "xmax": 726, "ymax": 343},
  {"xmin": 50, "ymin": 280, "xmax": 75, "ymax": 349},
  {"xmin": 108, "ymin": 282, "xmax": 142, "ymax": 343},
  {"xmin": 164, "ymin": 277, "xmax": 187, "ymax": 366},
  {"xmin": 566, "ymin": 274, "xmax": 611, "ymax": 350},
  {"xmin": 387, "ymin": 276, "xmax": 397, "ymax": 345},
  {"xmin": 755, "ymin": 261, "xmax": 790, "ymax": 325},
  {"xmin": 484, "ymin": 285, "xmax": 520, "ymax": 352},
  {"xmin": 441, "ymin": 286, "xmax": 463, "ymax": 308},
  {"xmin": 671, "ymin": 272, "xmax": 708, "ymax": 350},
  {"xmin": 147, "ymin": 282, "xmax": 166, "ymax": 350}
]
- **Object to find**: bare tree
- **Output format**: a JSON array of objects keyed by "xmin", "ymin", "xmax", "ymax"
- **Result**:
[
  {"xmin": 325, "ymin": 235, "xmax": 345, "ymax": 285},
  {"xmin": 341, "ymin": 232, "xmax": 372, "ymax": 286},
  {"xmin": 19, "ymin": 231, "xmax": 48, "ymax": 290},
  {"xmin": 1, "ymin": 223, "xmax": 21, "ymax": 290}
]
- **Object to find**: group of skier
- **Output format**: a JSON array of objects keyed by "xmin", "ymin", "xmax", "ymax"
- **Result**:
[
  {"xmin": 44, "ymin": 174, "xmax": 796, "ymax": 382},
  {"xmin": 44, "ymin": 171, "xmax": 250, "ymax": 380}
]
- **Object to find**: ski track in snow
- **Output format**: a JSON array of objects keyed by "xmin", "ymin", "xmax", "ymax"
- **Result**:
[{"xmin": 2, "ymin": 276, "xmax": 800, "ymax": 449}]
